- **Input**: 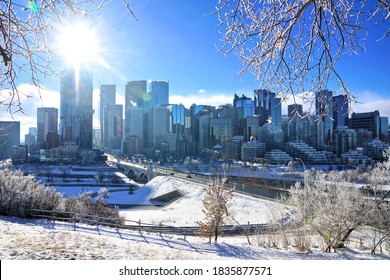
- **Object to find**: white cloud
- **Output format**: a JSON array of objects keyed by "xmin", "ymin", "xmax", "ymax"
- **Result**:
[
  {"xmin": 0, "ymin": 84, "xmax": 60, "ymax": 139},
  {"xmin": 170, "ymin": 92, "xmax": 233, "ymax": 108},
  {"xmin": 353, "ymin": 99, "xmax": 390, "ymax": 117}
]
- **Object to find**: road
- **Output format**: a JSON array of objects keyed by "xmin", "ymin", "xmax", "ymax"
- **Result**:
[{"xmin": 156, "ymin": 168, "xmax": 289, "ymax": 201}]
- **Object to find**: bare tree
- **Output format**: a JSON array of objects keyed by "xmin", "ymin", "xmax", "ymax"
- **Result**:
[
  {"xmin": 197, "ymin": 178, "xmax": 234, "ymax": 243},
  {"xmin": 215, "ymin": 0, "xmax": 390, "ymax": 115},
  {"xmin": 0, "ymin": 0, "xmax": 135, "ymax": 112},
  {"xmin": 288, "ymin": 170, "xmax": 374, "ymax": 252}
]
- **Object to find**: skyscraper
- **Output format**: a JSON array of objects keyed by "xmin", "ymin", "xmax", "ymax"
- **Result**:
[
  {"xmin": 146, "ymin": 80, "xmax": 169, "ymax": 110},
  {"xmin": 233, "ymin": 94, "xmax": 254, "ymax": 136},
  {"xmin": 315, "ymin": 90, "xmax": 334, "ymax": 147},
  {"xmin": 103, "ymin": 104, "xmax": 123, "ymax": 150},
  {"xmin": 0, "ymin": 121, "xmax": 20, "ymax": 160},
  {"xmin": 167, "ymin": 104, "xmax": 185, "ymax": 136},
  {"xmin": 233, "ymin": 94, "xmax": 254, "ymax": 119},
  {"xmin": 125, "ymin": 106, "xmax": 143, "ymax": 139},
  {"xmin": 254, "ymin": 89, "xmax": 281, "ymax": 128},
  {"xmin": 332, "ymin": 94, "xmax": 349, "ymax": 128},
  {"xmin": 100, "ymin": 84, "xmax": 116, "ymax": 147},
  {"xmin": 288, "ymin": 104, "xmax": 303, "ymax": 119},
  {"xmin": 125, "ymin": 80, "xmax": 147, "ymax": 110},
  {"xmin": 60, "ymin": 68, "xmax": 93, "ymax": 149},
  {"xmin": 37, "ymin": 107, "xmax": 58, "ymax": 143},
  {"xmin": 124, "ymin": 106, "xmax": 144, "ymax": 155},
  {"xmin": 148, "ymin": 105, "xmax": 168, "ymax": 147}
]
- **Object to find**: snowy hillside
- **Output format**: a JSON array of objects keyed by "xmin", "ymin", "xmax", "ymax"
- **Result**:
[
  {"xmin": 1, "ymin": 176, "xmax": 389, "ymax": 261},
  {"xmin": 113, "ymin": 176, "xmax": 290, "ymax": 226},
  {"xmin": 1, "ymin": 216, "xmax": 388, "ymax": 260}
]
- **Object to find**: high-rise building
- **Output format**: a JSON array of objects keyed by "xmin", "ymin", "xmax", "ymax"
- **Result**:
[
  {"xmin": 350, "ymin": 111, "xmax": 379, "ymax": 135},
  {"xmin": 100, "ymin": 84, "xmax": 116, "ymax": 147},
  {"xmin": 37, "ymin": 107, "xmax": 58, "ymax": 143},
  {"xmin": 123, "ymin": 105, "xmax": 144, "ymax": 156},
  {"xmin": 244, "ymin": 116, "xmax": 260, "ymax": 141},
  {"xmin": 148, "ymin": 105, "xmax": 168, "ymax": 147},
  {"xmin": 103, "ymin": 104, "xmax": 123, "ymax": 149},
  {"xmin": 167, "ymin": 104, "xmax": 185, "ymax": 136},
  {"xmin": 210, "ymin": 117, "xmax": 232, "ymax": 146},
  {"xmin": 125, "ymin": 106, "xmax": 143, "ymax": 139},
  {"xmin": 147, "ymin": 80, "xmax": 169, "ymax": 110},
  {"xmin": 0, "ymin": 121, "xmax": 20, "ymax": 160},
  {"xmin": 125, "ymin": 80, "xmax": 147, "ymax": 110},
  {"xmin": 199, "ymin": 114, "xmax": 211, "ymax": 151},
  {"xmin": 334, "ymin": 126, "xmax": 357, "ymax": 157},
  {"xmin": 29, "ymin": 127, "xmax": 37, "ymax": 136},
  {"xmin": 60, "ymin": 68, "xmax": 93, "ymax": 149},
  {"xmin": 25, "ymin": 133, "xmax": 36, "ymax": 146},
  {"xmin": 288, "ymin": 104, "xmax": 303, "ymax": 119},
  {"xmin": 254, "ymin": 89, "xmax": 281, "ymax": 128},
  {"xmin": 258, "ymin": 122, "xmax": 284, "ymax": 151},
  {"xmin": 233, "ymin": 94, "xmax": 254, "ymax": 119},
  {"xmin": 233, "ymin": 94, "xmax": 254, "ymax": 135},
  {"xmin": 332, "ymin": 94, "xmax": 349, "ymax": 128},
  {"xmin": 380, "ymin": 116, "xmax": 389, "ymax": 143},
  {"xmin": 315, "ymin": 89, "xmax": 333, "ymax": 146}
]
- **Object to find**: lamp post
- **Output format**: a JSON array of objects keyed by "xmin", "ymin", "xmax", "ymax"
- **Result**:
[{"xmin": 294, "ymin": 157, "xmax": 306, "ymax": 171}]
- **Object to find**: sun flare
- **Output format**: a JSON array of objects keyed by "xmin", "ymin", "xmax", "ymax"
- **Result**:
[{"xmin": 56, "ymin": 21, "xmax": 101, "ymax": 67}]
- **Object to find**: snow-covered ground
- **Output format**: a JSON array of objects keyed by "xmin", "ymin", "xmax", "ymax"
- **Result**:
[
  {"xmin": 1, "ymin": 176, "xmax": 389, "ymax": 261},
  {"xmin": 113, "ymin": 176, "xmax": 289, "ymax": 226},
  {"xmin": 1, "ymin": 215, "xmax": 388, "ymax": 261}
]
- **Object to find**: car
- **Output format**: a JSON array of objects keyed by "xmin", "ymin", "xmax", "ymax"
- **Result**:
[
  {"xmin": 169, "ymin": 172, "xmax": 174, "ymax": 175},
  {"xmin": 186, "ymin": 174, "xmax": 192, "ymax": 178}
]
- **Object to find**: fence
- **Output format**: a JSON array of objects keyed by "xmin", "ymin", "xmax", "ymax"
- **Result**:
[{"xmin": 28, "ymin": 209, "xmax": 270, "ymax": 237}]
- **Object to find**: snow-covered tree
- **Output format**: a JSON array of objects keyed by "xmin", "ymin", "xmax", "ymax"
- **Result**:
[
  {"xmin": 215, "ymin": 0, "xmax": 390, "ymax": 115},
  {"xmin": 97, "ymin": 187, "xmax": 110, "ymax": 201},
  {"xmin": 288, "ymin": 171, "xmax": 373, "ymax": 252},
  {"xmin": 0, "ymin": 169, "xmax": 62, "ymax": 217},
  {"xmin": 197, "ymin": 178, "xmax": 233, "ymax": 243},
  {"xmin": 0, "ymin": 1, "xmax": 135, "ymax": 112}
]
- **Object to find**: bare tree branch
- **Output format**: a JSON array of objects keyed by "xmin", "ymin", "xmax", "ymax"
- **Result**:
[
  {"xmin": 0, "ymin": 0, "xmax": 136, "ymax": 113},
  {"xmin": 215, "ymin": 0, "xmax": 389, "ymax": 111}
]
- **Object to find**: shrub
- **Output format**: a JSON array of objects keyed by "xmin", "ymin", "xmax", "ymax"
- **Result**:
[
  {"xmin": 0, "ymin": 169, "xmax": 122, "ymax": 225},
  {"xmin": 0, "ymin": 169, "xmax": 62, "ymax": 217}
]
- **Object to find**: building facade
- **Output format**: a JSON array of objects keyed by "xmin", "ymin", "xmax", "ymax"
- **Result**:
[
  {"xmin": 100, "ymin": 84, "xmax": 116, "ymax": 147},
  {"xmin": 103, "ymin": 104, "xmax": 123, "ymax": 150},
  {"xmin": 37, "ymin": 107, "xmax": 58, "ymax": 143},
  {"xmin": 0, "ymin": 121, "xmax": 20, "ymax": 160},
  {"xmin": 60, "ymin": 68, "xmax": 93, "ymax": 149},
  {"xmin": 254, "ymin": 89, "xmax": 281, "ymax": 128}
]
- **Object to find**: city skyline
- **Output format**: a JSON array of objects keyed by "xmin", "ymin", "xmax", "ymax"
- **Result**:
[
  {"xmin": 0, "ymin": 1, "xmax": 389, "ymax": 138},
  {"xmin": 6, "ymin": 81, "xmax": 390, "ymax": 142}
]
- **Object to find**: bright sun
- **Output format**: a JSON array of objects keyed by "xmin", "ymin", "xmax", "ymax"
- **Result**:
[{"xmin": 56, "ymin": 21, "xmax": 101, "ymax": 67}]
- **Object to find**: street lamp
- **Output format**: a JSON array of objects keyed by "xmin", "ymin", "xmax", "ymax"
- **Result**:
[{"xmin": 294, "ymin": 157, "xmax": 306, "ymax": 171}]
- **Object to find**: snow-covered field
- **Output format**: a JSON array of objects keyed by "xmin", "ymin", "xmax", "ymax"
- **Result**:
[{"xmin": 1, "ymin": 176, "xmax": 389, "ymax": 261}]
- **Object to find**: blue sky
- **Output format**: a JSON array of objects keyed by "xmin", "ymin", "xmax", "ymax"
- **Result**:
[{"xmin": 1, "ymin": 0, "xmax": 390, "ymax": 137}]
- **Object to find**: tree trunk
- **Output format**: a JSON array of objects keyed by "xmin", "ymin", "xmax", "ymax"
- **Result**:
[{"xmin": 335, "ymin": 228, "xmax": 356, "ymax": 249}]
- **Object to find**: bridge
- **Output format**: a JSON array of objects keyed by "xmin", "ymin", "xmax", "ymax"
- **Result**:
[{"xmin": 116, "ymin": 161, "xmax": 159, "ymax": 183}]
